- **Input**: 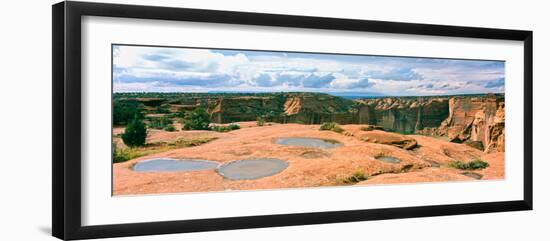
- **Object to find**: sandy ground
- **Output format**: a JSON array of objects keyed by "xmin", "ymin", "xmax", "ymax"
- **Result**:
[{"xmin": 113, "ymin": 123, "xmax": 504, "ymax": 196}]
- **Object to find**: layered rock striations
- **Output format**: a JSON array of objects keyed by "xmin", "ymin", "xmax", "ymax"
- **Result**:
[
  {"xmin": 209, "ymin": 93, "xmax": 505, "ymax": 153},
  {"xmin": 210, "ymin": 93, "xmax": 357, "ymax": 124},
  {"xmin": 355, "ymin": 97, "xmax": 450, "ymax": 134},
  {"xmin": 440, "ymin": 94, "xmax": 505, "ymax": 152},
  {"xmin": 115, "ymin": 92, "xmax": 504, "ymax": 153}
]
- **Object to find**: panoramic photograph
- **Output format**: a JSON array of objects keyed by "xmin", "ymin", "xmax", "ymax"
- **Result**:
[{"xmin": 111, "ymin": 44, "xmax": 505, "ymax": 196}]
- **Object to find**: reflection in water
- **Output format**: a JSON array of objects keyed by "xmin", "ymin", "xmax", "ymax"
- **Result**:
[
  {"xmin": 275, "ymin": 137, "xmax": 342, "ymax": 149},
  {"xmin": 133, "ymin": 158, "xmax": 218, "ymax": 172},
  {"xmin": 217, "ymin": 158, "xmax": 289, "ymax": 180},
  {"xmin": 375, "ymin": 156, "xmax": 401, "ymax": 164},
  {"xmin": 461, "ymin": 172, "xmax": 483, "ymax": 180}
]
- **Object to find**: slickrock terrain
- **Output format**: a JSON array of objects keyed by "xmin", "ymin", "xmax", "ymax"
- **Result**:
[
  {"xmin": 113, "ymin": 122, "xmax": 504, "ymax": 195},
  {"xmin": 113, "ymin": 92, "xmax": 505, "ymax": 195},
  {"xmin": 355, "ymin": 130, "xmax": 418, "ymax": 150}
]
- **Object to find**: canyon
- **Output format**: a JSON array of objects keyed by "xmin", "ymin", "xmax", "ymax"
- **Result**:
[
  {"xmin": 113, "ymin": 92, "xmax": 505, "ymax": 195},
  {"xmin": 115, "ymin": 92, "xmax": 505, "ymax": 153}
]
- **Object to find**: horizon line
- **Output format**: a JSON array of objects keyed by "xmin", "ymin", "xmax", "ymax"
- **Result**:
[{"xmin": 112, "ymin": 91, "xmax": 504, "ymax": 97}]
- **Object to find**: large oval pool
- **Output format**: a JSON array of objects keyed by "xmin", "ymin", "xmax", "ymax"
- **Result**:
[
  {"xmin": 133, "ymin": 158, "xmax": 218, "ymax": 172},
  {"xmin": 216, "ymin": 158, "xmax": 289, "ymax": 180},
  {"xmin": 275, "ymin": 137, "xmax": 342, "ymax": 149}
]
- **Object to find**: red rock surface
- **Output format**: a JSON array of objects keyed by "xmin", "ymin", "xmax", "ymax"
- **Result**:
[
  {"xmin": 350, "ymin": 129, "xmax": 417, "ymax": 150},
  {"xmin": 113, "ymin": 123, "xmax": 504, "ymax": 195}
]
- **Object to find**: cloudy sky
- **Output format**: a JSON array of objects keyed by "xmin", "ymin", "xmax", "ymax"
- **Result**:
[{"xmin": 113, "ymin": 45, "xmax": 505, "ymax": 96}]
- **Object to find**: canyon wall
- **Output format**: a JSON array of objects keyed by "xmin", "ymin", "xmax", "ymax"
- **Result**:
[
  {"xmin": 207, "ymin": 93, "xmax": 505, "ymax": 152},
  {"xmin": 435, "ymin": 95, "xmax": 505, "ymax": 152},
  {"xmin": 210, "ymin": 93, "xmax": 357, "ymax": 124},
  {"xmin": 358, "ymin": 95, "xmax": 505, "ymax": 153},
  {"xmin": 121, "ymin": 92, "xmax": 505, "ymax": 153},
  {"xmin": 355, "ymin": 97, "xmax": 450, "ymax": 134}
]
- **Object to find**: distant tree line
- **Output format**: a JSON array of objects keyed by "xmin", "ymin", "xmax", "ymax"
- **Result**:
[{"xmin": 113, "ymin": 101, "xmax": 143, "ymax": 125}]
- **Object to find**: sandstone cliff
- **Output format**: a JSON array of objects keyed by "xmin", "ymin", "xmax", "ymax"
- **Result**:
[
  {"xmin": 357, "ymin": 94, "xmax": 504, "ymax": 153},
  {"xmin": 355, "ymin": 97, "xmax": 450, "ymax": 134},
  {"xmin": 439, "ymin": 95, "xmax": 505, "ymax": 152},
  {"xmin": 116, "ymin": 92, "xmax": 505, "ymax": 153},
  {"xmin": 204, "ymin": 93, "xmax": 505, "ymax": 153},
  {"xmin": 209, "ymin": 93, "xmax": 356, "ymax": 124}
]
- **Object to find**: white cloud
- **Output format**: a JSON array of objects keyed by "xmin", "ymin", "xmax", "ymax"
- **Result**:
[{"xmin": 113, "ymin": 45, "xmax": 505, "ymax": 95}]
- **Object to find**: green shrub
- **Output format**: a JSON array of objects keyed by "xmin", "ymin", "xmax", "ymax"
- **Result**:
[
  {"xmin": 148, "ymin": 116, "xmax": 172, "ymax": 129},
  {"xmin": 339, "ymin": 171, "xmax": 368, "ymax": 184},
  {"xmin": 170, "ymin": 136, "xmax": 218, "ymax": 147},
  {"xmin": 121, "ymin": 117, "xmax": 147, "ymax": 147},
  {"xmin": 211, "ymin": 123, "xmax": 240, "ymax": 132},
  {"xmin": 163, "ymin": 124, "xmax": 176, "ymax": 132},
  {"xmin": 360, "ymin": 125, "xmax": 385, "ymax": 131},
  {"xmin": 113, "ymin": 136, "xmax": 218, "ymax": 163},
  {"xmin": 112, "ymin": 145, "xmax": 140, "ymax": 163},
  {"xmin": 210, "ymin": 125, "xmax": 225, "ymax": 132},
  {"xmin": 449, "ymin": 159, "xmax": 489, "ymax": 170},
  {"xmin": 448, "ymin": 161, "xmax": 468, "ymax": 170},
  {"xmin": 182, "ymin": 108, "xmax": 211, "ymax": 130},
  {"xmin": 154, "ymin": 104, "xmax": 171, "ymax": 114},
  {"xmin": 467, "ymin": 159, "xmax": 490, "ymax": 169},
  {"xmin": 319, "ymin": 122, "xmax": 344, "ymax": 133},
  {"xmin": 257, "ymin": 116, "xmax": 266, "ymax": 126},
  {"xmin": 319, "ymin": 122, "xmax": 335, "ymax": 130}
]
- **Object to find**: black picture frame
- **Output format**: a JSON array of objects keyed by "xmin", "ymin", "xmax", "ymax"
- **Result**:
[{"xmin": 52, "ymin": 1, "xmax": 533, "ymax": 240}]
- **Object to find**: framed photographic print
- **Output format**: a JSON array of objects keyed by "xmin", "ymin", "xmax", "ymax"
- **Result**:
[{"xmin": 52, "ymin": 1, "xmax": 533, "ymax": 240}]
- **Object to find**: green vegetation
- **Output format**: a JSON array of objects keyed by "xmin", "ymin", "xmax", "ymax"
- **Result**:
[
  {"xmin": 112, "ymin": 92, "xmax": 504, "ymax": 134},
  {"xmin": 360, "ymin": 125, "xmax": 385, "ymax": 131},
  {"xmin": 113, "ymin": 101, "xmax": 143, "ymax": 125},
  {"xmin": 112, "ymin": 135, "xmax": 218, "ymax": 163},
  {"xmin": 163, "ymin": 124, "xmax": 176, "ymax": 132},
  {"xmin": 137, "ymin": 98, "xmax": 165, "ymax": 107},
  {"xmin": 112, "ymin": 144, "xmax": 141, "ymax": 163},
  {"xmin": 338, "ymin": 171, "xmax": 368, "ymax": 184},
  {"xmin": 163, "ymin": 136, "xmax": 218, "ymax": 147},
  {"xmin": 256, "ymin": 116, "xmax": 266, "ymax": 126},
  {"xmin": 448, "ymin": 159, "xmax": 489, "ymax": 170},
  {"xmin": 121, "ymin": 117, "xmax": 147, "ymax": 147},
  {"xmin": 113, "ymin": 92, "xmax": 358, "ymax": 128},
  {"xmin": 182, "ymin": 108, "xmax": 211, "ymax": 130},
  {"xmin": 154, "ymin": 104, "xmax": 171, "ymax": 114},
  {"xmin": 319, "ymin": 122, "xmax": 344, "ymax": 133},
  {"xmin": 148, "ymin": 116, "xmax": 172, "ymax": 130},
  {"xmin": 211, "ymin": 123, "xmax": 240, "ymax": 132}
]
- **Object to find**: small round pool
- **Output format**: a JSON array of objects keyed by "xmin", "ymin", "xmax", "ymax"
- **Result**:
[
  {"xmin": 461, "ymin": 172, "xmax": 483, "ymax": 180},
  {"xmin": 275, "ymin": 137, "xmax": 342, "ymax": 149},
  {"xmin": 216, "ymin": 158, "xmax": 289, "ymax": 180},
  {"xmin": 375, "ymin": 156, "xmax": 401, "ymax": 164},
  {"xmin": 133, "ymin": 158, "xmax": 218, "ymax": 172}
]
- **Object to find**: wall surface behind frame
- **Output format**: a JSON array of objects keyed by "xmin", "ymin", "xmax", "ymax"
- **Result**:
[{"xmin": 0, "ymin": 0, "xmax": 547, "ymax": 240}]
